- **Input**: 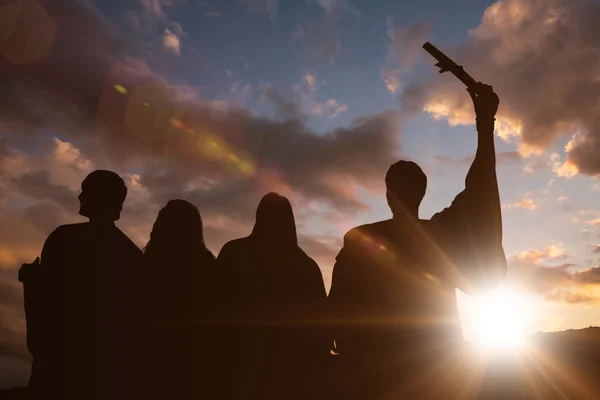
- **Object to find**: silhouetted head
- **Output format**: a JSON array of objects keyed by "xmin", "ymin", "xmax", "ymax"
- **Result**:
[
  {"xmin": 78, "ymin": 170, "xmax": 127, "ymax": 222},
  {"xmin": 144, "ymin": 199, "xmax": 213, "ymax": 262},
  {"xmin": 252, "ymin": 192, "xmax": 298, "ymax": 248},
  {"xmin": 385, "ymin": 160, "xmax": 427, "ymax": 217}
]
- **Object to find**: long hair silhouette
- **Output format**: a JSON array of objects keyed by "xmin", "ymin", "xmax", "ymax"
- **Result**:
[
  {"xmin": 251, "ymin": 192, "xmax": 298, "ymax": 248},
  {"xmin": 144, "ymin": 199, "xmax": 214, "ymax": 263},
  {"xmin": 217, "ymin": 192, "xmax": 328, "ymax": 400},
  {"xmin": 142, "ymin": 199, "xmax": 217, "ymax": 400}
]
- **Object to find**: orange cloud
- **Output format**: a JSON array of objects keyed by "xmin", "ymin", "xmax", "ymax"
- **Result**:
[
  {"xmin": 507, "ymin": 244, "xmax": 600, "ymax": 304},
  {"xmin": 503, "ymin": 196, "xmax": 539, "ymax": 211},
  {"xmin": 162, "ymin": 28, "xmax": 182, "ymax": 55},
  {"xmin": 400, "ymin": 0, "xmax": 600, "ymax": 177},
  {"xmin": 545, "ymin": 291, "xmax": 600, "ymax": 305}
]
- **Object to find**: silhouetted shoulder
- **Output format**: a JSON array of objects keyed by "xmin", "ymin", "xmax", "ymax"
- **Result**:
[
  {"xmin": 217, "ymin": 238, "xmax": 251, "ymax": 270},
  {"xmin": 114, "ymin": 227, "xmax": 143, "ymax": 255},
  {"xmin": 297, "ymin": 247, "xmax": 318, "ymax": 264},
  {"xmin": 296, "ymin": 247, "xmax": 323, "ymax": 273},
  {"xmin": 343, "ymin": 220, "xmax": 390, "ymax": 246},
  {"xmin": 47, "ymin": 222, "xmax": 89, "ymax": 237},
  {"xmin": 218, "ymin": 237, "xmax": 249, "ymax": 257},
  {"xmin": 42, "ymin": 223, "xmax": 88, "ymax": 253}
]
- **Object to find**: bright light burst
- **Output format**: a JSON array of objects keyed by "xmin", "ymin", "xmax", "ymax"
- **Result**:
[{"xmin": 469, "ymin": 287, "xmax": 533, "ymax": 352}]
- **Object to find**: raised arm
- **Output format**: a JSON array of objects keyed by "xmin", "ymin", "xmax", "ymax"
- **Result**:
[
  {"xmin": 466, "ymin": 83, "xmax": 499, "ymax": 192},
  {"xmin": 430, "ymin": 83, "xmax": 507, "ymax": 294}
]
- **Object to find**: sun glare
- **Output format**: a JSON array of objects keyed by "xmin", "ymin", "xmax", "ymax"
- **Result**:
[{"xmin": 468, "ymin": 288, "xmax": 533, "ymax": 352}]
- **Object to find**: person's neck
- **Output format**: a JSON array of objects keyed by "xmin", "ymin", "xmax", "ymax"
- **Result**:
[
  {"xmin": 392, "ymin": 209, "xmax": 420, "ymax": 224},
  {"xmin": 88, "ymin": 218, "xmax": 115, "ymax": 227}
]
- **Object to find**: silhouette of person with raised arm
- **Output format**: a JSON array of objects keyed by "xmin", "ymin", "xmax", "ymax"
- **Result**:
[
  {"xmin": 328, "ymin": 82, "xmax": 507, "ymax": 399},
  {"xmin": 217, "ymin": 193, "xmax": 329, "ymax": 400},
  {"xmin": 142, "ymin": 199, "xmax": 217, "ymax": 400},
  {"xmin": 24, "ymin": 170, "xmax": 143, "ymax": 400}
]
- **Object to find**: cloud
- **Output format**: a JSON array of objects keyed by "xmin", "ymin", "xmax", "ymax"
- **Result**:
[
  {"xmin": 297, "ymin": 234, "xmax": 343, "ymax": 289},
  {"xmin": 323, "ymin": 99, "xmax": 348, "ymax": 119},
  {"xmin": 399, "ymin": 0, "xmax": 600, "ymax": 177},
  {"xmin": 304, "ymin": 73, "xmax": 319, "ymax": 93},
  {"xmin": 551, "ymin": 140, "xmax": 580, "ymax": 179},
  {"xmin": 242, "ymin": 0, "xmax": 278, "ymax": 19},
  {"xmin": 508, "ymin": 248, "xmax": 573, "ymax": 292},
  {"xmin": 229, "ymin": 82, "xmax": 253, "ymax": 106},
  {"xmin": 290, "ymin": 73, "xmax": 348, "ymax": 119},
  {"xmin": 544, "ymin": 291, "xmax": 600, "ymax": 305},
  {"xmin": 575, "ymin": 266, "xmax": 600, "ymax": 285},
  {"xmin": 260, "ymin": 83, "xmax": 304, "ymax": 121},
  {"xmin": 499, "ymin": 150, "xmax": 527, "ymax": 164},
  {"xmin": 309, "ymin": 0, "xmax": 347, "ymax": 13},
  {"xmin": 523, "ymin": 158, "xmax": 550, "ymax": 174},
  {"xmin": 0, "ymin": 0, "xmax": 409, "ymax": 375},
  {"xmin": 435, "ymin": 150, "xmax": 522, "ymax": 166},
  {"xmin": 381, "ymin": 20, "xmax": 430, "ymax": 93},
  {"xmin": 136, "ymin": 106, "xmax": 401, "ymax": 219},
  {"xmin": 507, "ymin": 245, "xmax": 600, "ymax": 304},
  {"xmin": 138, "ymin": 0, "xmax": 178, "ymax": 19},
  {"xmin": 162, "ymin": 28, "xmax": 182, "ymax": 55},
  {"xmin": 168, "ymin": 21, "xmax": 185, "ymax": 36},
  {"xmin": 381, "ymin": 69, "xmax": 402, "ymax": 95},
  {"xmin": 504, "ymin": 196, "xmax": 539, "ymax": 211},
  {"xmin": 0, "ymin": 0, "xmax": 133, "ymax": 141},
  {"xmin": 0, "ymin": 279, "xmax": 29, "ymax": 362}
]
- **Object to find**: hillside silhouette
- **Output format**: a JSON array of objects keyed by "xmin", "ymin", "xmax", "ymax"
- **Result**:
[
  {"xmin": 461, "ymin": 326, "xmax": 600, "ymax": 399},
  {"xmin": 2, "ymin": 327, "xmax": 599, "ymax": 399}
]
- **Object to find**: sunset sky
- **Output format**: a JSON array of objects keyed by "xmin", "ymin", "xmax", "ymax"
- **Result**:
[{"xmin": 1, "ymin": 0, "xmax": 600, "ymax": 387}]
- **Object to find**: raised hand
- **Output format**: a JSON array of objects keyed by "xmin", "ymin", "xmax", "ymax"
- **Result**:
[{"xmin": 467, "ymin": 82, "xmax": 499, "ymax": 120}]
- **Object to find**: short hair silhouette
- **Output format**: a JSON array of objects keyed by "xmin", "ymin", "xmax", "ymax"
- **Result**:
[
  {"xmin": 78, "ymin": 170, "xmax": 128, "ymax": 221},
  {"xmin": 385, "ymin": 160, "xmax": 427, "ymax": 215},
  {"xmin": 144, "ymin": 199, "xmax": 212, "ymax": 259},
  {"xmin": 251, "ymin": 192, "xmax": 297, "ymax": 247}
]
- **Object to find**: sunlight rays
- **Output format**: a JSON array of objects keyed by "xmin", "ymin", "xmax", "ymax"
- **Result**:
[{"xmin": 470, "ymin": 288, "xmax": 533, "ymax": 352}]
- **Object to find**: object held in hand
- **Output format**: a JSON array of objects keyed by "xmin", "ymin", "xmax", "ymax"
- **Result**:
[
  {"xmin": 18, "ymin": 257, "xmax": 40, "ymax": 283},
  {"xmin": 423, "ymin": 42, "xmax": 477, "ymax": 89}
]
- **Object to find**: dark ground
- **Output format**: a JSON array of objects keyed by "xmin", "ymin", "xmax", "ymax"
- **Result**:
[{"xmin": 1, "ymin": 327, "xmax": 599, "ymax": 400}]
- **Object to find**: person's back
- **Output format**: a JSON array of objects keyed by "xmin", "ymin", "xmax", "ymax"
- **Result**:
[
  {"xmin": 142, "ymin": 200, "xmax": 217, "ymax": 400},
  {"xmin": 328, "ymin": 83, "xmax": 507, "ymax": 399},
  {"xmin": 31, "ymin": 170, "xmax": 142, "ymax": 400},
  {"xmin": 218, "ymin": 193, "xmax": 329, "ymax": 400},
  {"xmin": 332, "ymin": 219, "xmax": 464, "ymax": 357}
]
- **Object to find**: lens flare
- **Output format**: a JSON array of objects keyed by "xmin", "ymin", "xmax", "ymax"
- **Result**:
[
  {"xmin": 470, "ymin": 287, "xmax": 533, "ymax": 352},
  {"xmin": 169, "ymin": 117, "xmax": 186, "ymax": 130},
  {"xmin": 113, "ymin": 84, "xmax": 128, "ymax": 94},
  {"xmin": 0, "ymin": 0, "xmax": 57, "ymax": 65},
  {"xmin": 197, "ymin": 134, "xmax": 227, "ymax": 160}
]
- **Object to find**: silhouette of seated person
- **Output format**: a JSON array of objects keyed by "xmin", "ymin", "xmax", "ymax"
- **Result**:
[
  {"xmin": 328, "ymin": 83, "xmax": 508, "ymax": 398},
  {"xmin": 217, "ymin": 192, "xmax": 329, "ymax": 400},
  {"xmin": 30, "ymin": 170, "xmax": 143, "ymax": 400},
  {"xmin": 142, "ymin": 199, "xmax": 217, "ymax": 400}
]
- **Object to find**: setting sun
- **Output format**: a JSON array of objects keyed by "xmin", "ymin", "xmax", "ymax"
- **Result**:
[{"xmin": 461, "ymin": 288, "xmax": 534, "ymax": 352}]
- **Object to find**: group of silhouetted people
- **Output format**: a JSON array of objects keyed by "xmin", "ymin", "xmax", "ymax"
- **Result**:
[{"xmin": 18, "ymin": 82, "xmax": 507, "ymax": 399}]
